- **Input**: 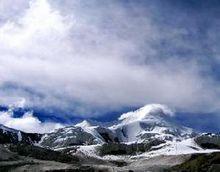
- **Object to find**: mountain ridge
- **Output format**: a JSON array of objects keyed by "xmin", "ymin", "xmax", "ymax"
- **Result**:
[{"xmin": 0, "ymin": 104, "xmax": 220, "ymax": 171}]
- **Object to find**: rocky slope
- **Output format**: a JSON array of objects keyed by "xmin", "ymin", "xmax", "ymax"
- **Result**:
[
  {"xmin": 0, "ymin": 124, "xmax": 41, "ymax": 145},
  {"xmin": 170, "ymin": 152, "xmax": 220, "ymax": 172},
  {"xmin": 195, "ymin": 133, "xmax": 220, "ymax": 149}
]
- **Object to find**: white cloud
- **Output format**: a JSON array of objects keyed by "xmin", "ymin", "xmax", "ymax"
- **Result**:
[
  {"xmin": 0, "ymin": 109, "xmax": 63, "ymax": 133},
  {"xmin": 0, "ymin": 0, "xmax": 220, "ymax": 118}
]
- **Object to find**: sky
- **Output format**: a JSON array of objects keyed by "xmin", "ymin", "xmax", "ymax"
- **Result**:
[{"xmin": 0, "ymin": 0, "xmax": 220, "ymax": 133}]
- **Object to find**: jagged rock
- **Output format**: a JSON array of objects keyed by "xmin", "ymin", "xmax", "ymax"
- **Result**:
[
  {"xmin": 99, "ymin": 139, "xmax": 165, "ymax": 156},
  {"xmin": 40, "ymin": 126, "xmax": 99, "ymax": 149},
  {"xmin": 195, "ymin": 133, "xmax": 220, "ymax": 149}
]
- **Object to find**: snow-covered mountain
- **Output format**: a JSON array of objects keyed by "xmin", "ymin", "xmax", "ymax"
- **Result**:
[
  {"xmin": 0, "ymin": 103, "xmax": 219, "ymax": 158},
  {"xmin": 0, "ymin": 103, "xmax": 220, "ymax": 170},
  {"xmin": 38, "ymin": 104, "xmax": 197, "ymax": 152},
  {"xmin": 110, "ymin": 104, "xmax": 196, "ymax": 143},
  {"xmin": 40, "ymin": 119, "xmax": 118, "ymax": 149}
]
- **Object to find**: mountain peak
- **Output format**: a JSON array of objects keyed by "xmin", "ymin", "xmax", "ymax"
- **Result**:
[
  {"xmin": 75, "ymin": 120, "xmax": 92, "ymax": 128},
  {"xmin": 109, "ymin": 104, "xmax": 192, "ymax": 142},
  {"xmin": 118, "ymin": 104, "xmax": 174, "ymax": 123}
]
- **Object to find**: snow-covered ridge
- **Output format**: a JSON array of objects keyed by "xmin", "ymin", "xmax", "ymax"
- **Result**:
[
  {"xmin": 75, "ymin": 120, "xmax": 104, "ymax": 144},
  {"xmin": 38, "ymin": 104, "xmax": 196, "ymax": 149},
  {"xmin": 1, "ymin": 103, "xmax": 220, "ymax": 162},
  {"xmin": 0, "ymin": 123, "xmax": 42, "ymax": 144},
  {"xmin": 0, "ymin": 124, "xmax": 24, "ymax": 143},
  {"xmin": 0, "ymin": 123, "xmax": 19, "ymax": 133},
  {"xmin": 109, "ymin": 104, "xmax": 194, "ymax": 143}
]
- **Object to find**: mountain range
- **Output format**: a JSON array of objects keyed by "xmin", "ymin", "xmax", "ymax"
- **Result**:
[{"xmin": 0, "ymin": 104, "xmax": 220, "ymax": 171}]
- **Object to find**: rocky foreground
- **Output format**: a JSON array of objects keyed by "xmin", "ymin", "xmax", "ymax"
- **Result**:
[{"xmin": 1, "ymin": 143, "xmax": 220, "ymax": 172}]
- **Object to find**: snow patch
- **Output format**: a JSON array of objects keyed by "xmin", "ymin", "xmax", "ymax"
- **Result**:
[
  {"xmin": 17, "ymin": 131, "xmax": 22, "ymax": 141},
  {"xmin": 138, "ymin": 138, "xmax": 220, "ymax": 158}
]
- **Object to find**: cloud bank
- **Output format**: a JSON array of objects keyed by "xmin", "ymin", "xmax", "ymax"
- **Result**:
[
  {"xmin": 0, "ymin": 0, "xmax": 220, "ymax": 118},
  {"xmin": 0, "ymin": 109, "xmax": 63, "ymax": 133}
]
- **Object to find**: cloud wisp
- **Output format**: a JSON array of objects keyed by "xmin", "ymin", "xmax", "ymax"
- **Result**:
[{"xmin": 0, "ymin": 0, "xmax": 220, "ymax": 118}]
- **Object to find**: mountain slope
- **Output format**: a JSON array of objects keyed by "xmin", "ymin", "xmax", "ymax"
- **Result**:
[
  {"xmin": 1, "ymin": 103, "xmax": 218, "ymax": 160},
  {"xmin": 40, "ymin": 120, "xmax": 119, "ymax": 149},
  {"xmin": 0, "ymin": 124, "xmax": 41, "ymax": 144},
  {"xmin": 171, "ymin": 152, "xmax": 220, "ymax": 172},
  {"xmin": 110, "ymin": 104, "xmax": 196, "ymax": 143},
  {"xmin": 38, "ymin": 104, "xmax": 201, "ymax": 158}
]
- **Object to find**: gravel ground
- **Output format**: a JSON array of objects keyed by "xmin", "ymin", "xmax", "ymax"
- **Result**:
[{"xmin": 0, "ymin": 144, "xmax": 191, "ymax": 172}]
